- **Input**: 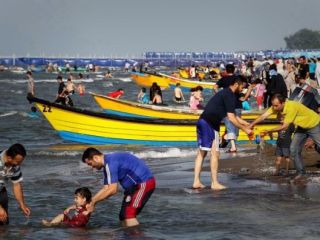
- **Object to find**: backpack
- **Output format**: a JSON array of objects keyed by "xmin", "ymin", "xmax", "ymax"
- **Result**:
[{"xmin": 290, "ymin": 87, "xmax": 318, "ymax": 112}]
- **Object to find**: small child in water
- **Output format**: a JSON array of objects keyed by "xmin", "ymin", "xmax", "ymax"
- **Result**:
[
  {"xmin": 274, "ymin": 114, "xmax": 295, "ymax": 175},
  {"xmin": 42, "ymin": 187, "xmax": 92, "ymax": 227},
  {"xmin": 137, "ymin": 87, "xmax": 149, "ymax": 104}
]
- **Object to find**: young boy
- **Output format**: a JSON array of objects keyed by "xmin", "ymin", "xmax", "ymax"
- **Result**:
[
  {"xmin": 42, "ymin": 187, "xmax": 91, "ymax": 227},
  {"xmin": 274, "ymin": 115, "xmax": 295, "ymax": 176}
]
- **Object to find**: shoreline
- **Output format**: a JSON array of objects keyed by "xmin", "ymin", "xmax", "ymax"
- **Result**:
[{"xmin": 203, "ymin": 143, "xmax": 320, "ymax": 182}]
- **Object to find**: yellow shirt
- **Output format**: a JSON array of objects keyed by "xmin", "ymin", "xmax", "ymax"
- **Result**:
[{"xmin": 266, "ymin": 100, "xmax": 320, "ymax": 129}]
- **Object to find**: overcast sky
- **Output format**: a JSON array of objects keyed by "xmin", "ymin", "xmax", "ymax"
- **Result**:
[{"xmin": 1, "ymin": 0, "xmax": 319, "ymax": 57}]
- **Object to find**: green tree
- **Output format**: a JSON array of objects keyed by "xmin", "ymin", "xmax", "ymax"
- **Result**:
[{"xmin": 284, "ymin": 28, "xmax": 320, "ymax": 49}]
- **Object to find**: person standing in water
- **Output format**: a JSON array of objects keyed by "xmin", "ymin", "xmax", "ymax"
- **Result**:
[
  {"xmin": 193, "ymin": 77, "xmax": 252, "ymax": 190},
  {"xmin": 0, "ymin": 143, "xmax": 31, "ymax": 224},
  {"xmin": 249, "ymin": 94, "xmax": 320, "ymax": 181},
  {"xmin": 26, "ymin": 71, "xmax": 35, "ymax": 98},
  {"xmin": 137, "ymin": 87, "xmax": 149, "ymax": 104},
  {"xmin": 174, "ymin": 83, "xmax": 185, "ymax": 102},
  {"xmin": 82, "ymin": 148, "xmax": 155, "ymax": 227}
]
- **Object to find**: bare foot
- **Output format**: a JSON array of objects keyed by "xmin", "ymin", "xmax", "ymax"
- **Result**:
[
  {"xmin": 192, "ymin": 182, "xmax": 206, "ymax": 189},
  {"xmin": 211, "ymin": 183, "xmax": 227, "ymax": 190},
  {"xmin": 42, "ymin": 219, "xmax": 52, "ymax": 227}
]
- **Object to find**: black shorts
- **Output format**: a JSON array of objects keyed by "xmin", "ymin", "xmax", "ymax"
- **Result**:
[{"xmin": 0, "ymin": 187, "xmax": 9, "ymax": 225}]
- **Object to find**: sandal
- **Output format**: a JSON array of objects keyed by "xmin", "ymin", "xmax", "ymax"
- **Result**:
[{"xmin": 226, "ymin": 149, "xmax": 237, "ymax": 153}]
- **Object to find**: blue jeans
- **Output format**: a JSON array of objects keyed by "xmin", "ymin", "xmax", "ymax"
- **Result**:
[
  {"xmin": 223, "ymin": 108, "xmax": 242, "ymax": 140},
  {"xmin": 290, "ymin": 124, "xmax": 320, "ymax": 174}
]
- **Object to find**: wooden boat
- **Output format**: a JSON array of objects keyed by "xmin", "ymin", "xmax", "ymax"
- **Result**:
[
  {"xmin": 28, "ymin": 96, "xmax": 278, "ymax": 146},
  {"xmin": 179, "ymin": 67, "xmax": 221, "ymax": 80},
  {"xmin": 159, "ymin": 73, "xmax": 216, "ymax": 93},
  {"xmin": 89, "ymin": 92, "xmax": 276, "ymax": 120},
  {"xmin": 91, "ymin": 92, "xmax": 201, "ymax": 119},
  {"xmin": 131, "ymin": 71, "xmax": 216, "ymax": 93},
  {"xmin": 91, "ymin": 92, "xmax": 276, "ymax": 120},
  {"xmin": 179, "ymin": 68, "xmax": 206, "ymax": 79},
  {"xmin": 130, "ymin": 71, "xmax": 170, "ymax": 89}
]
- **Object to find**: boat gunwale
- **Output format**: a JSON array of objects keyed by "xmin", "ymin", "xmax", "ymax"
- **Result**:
[
  {"xmin": 28, "ymin": 97, "xmax": 280, "ymax": 125},
  {"xmin": 90, "ymin": 92, "xmax": 202, "ymax": 116}
]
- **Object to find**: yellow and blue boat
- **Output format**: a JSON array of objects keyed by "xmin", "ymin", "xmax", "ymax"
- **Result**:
[
  {"xmin": 159, "ymin": 73, "xmax": 216, "ymax": 93},
  {"xmin": 179, "ymin": 68, "xmax": 206, "ymax": 80},
  {"xmin": 91, "ymin": 92, "xmax": 201, "ymax": 119},
  {"xmin": 91, "ymin": 92, "xmax": 276, "ymax": 120},
  {"xmin": 131, "ymin": 71, "xmax": 216, "ymax": 93},
  {"xmin": 27, "ymin": 97, "xmax": 278, "ymax": 146},
  {"xmin": 130, "ymin": 71, "xmax": 170, "ymax": 89}
]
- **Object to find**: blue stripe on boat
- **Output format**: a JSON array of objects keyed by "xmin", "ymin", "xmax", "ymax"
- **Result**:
[
  {"xmin": 59, "ymin": 131, "xmax": 277, "ymax": 146},
  {"xmin": 59, "ymin": 131, "xmax": 197, "ymax": 146},
  {"xmin": 103, "ymin": 110, "xmax": 153, "ymax": 119}
]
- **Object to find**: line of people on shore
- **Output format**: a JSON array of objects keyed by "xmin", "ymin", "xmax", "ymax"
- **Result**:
[{"xmin": 193, "ymin": 58, "xmax": 320, "ymax": 190}]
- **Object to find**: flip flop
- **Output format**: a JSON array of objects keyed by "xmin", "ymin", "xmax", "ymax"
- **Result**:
[{"xmin": 226, "ymin": 149, "xmax": 237, "ymax": 153}]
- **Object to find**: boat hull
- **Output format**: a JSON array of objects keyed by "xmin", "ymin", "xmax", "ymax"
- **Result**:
[
  {"xmin": 92, "ymin": 93, "xmax": 200, "ymax": 120},
  {"xmin": 30, "ymin": 97, "xmax": 278, "ymax": 146},
  {"xmin": 160, "ymin": 73, "xmax": 216, "ymax": 93},
  {"xmin": 130, "ymin": 72, "xmax": 170, "ymax": 89},
  {"xmin": 91, "ymin": 93, "xmax": 275, "ymax": 120}
]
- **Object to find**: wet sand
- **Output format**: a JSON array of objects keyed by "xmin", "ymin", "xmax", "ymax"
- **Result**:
[{"xmin": 205, "ymin": 143, "xmax": 320, "ymax": 182}]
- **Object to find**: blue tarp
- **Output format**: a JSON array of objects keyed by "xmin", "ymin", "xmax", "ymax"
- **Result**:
[{"xmin": 1, "ymin": 50, "xmax": 320, "ymax": 68}]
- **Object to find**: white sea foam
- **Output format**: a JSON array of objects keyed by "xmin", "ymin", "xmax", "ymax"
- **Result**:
[
  {"xmin": 34, "ymin": 151, "xmax": 81, "ymax": 156},
  {"xmin": 102, "ymin": 82, "xmax": 113, "ymax": 87},
  {"xmin": 3, "ymin": 78, "xmax": 95, "ymax": 84},
  {"xmin": 309, "ymin": 176, "xmax": 320, "ymax": 184},
  {"xmin": 135, "ymin": 148, "xmax": 196, "ymax": 159},
  {"xmin": 0, "ymin": 111, "xmax": 18, "ymax": 117},
  {"xmin": 10, "ymin": 89, "xmax": 23, "ymax": 94},
  {"xmin": 95, "ymin": 74, "xmax": 105, "ymax": 78},
  {"xmin": 117, "ymin": 77, "xmax": 132, "ymax": 82}
]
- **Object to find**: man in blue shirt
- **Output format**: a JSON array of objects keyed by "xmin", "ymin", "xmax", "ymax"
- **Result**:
[
  {"xmin": 82, "ymin": 148, "xmax": 155, "ymax": 227},
  {"xmin": 193, "ymin": 77, "xmax": 252, "ymax": 190}
]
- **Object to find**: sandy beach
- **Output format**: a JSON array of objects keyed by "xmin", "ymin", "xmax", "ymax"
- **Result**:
[{"xmin": 212, "ymin": 143, "xmax": 320, "ymax": 183}]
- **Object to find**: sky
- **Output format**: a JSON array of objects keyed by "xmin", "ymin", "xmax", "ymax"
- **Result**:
[{"xmin": 0, "ymin": 0, "xmax": 320, "ymax": 57}]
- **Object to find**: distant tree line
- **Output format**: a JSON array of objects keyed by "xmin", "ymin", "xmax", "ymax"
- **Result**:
[{"xmin": 284, "ymin": 28, "xmax": 320, "ymax": 49}]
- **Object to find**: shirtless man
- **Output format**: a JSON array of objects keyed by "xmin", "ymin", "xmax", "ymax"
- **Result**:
[{"xmin": 174, "ymin": 83, "xmax": 185, "ymax": 102}]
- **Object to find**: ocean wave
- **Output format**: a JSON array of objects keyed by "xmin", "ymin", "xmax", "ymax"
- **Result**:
[
  {"xmin": 2, "ymin": 78, "xmax": 95, "ymax": 84},
  {"xmin": 102, "ymin": 82, "xmax": 113, "ymax": 87},
  {"xmin": 0, "ymin": 111, "xmax": 18, "ymax": 117},
  {"xmin": 10, "ymin": 89, "xmax": 23, "ymax": 94},
  {"xmin": 33, "ymin": 150, "xmax": 82, "ymax": 156},
  {"xmin": 135, "ymin": 148, "xmax": 196, "ymax": 159},
  {"xmin": 95, "ymin": 74, "xmax": 105, "ymax": 79},
  {"xmin": 117, "ymin": 77, "xmax": 132, "ymax": 82},
  {"xmin": 19, "ymin": 111, "xmax": 41, "ymax": 118}
]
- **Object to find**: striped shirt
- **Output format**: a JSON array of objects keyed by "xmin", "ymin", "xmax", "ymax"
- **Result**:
[{"xmin": 0, "ymin": 150, "xmax": 23, "ymax": 189}]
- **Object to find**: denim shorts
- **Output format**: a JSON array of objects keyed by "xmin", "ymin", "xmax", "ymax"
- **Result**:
[
  {"xmin": 224, "ymin": 108, "xmax": 242, "ymax": 140},
  {"xmin": 275, "ymin": 147, "xmax": 290, "ymax": 157}
]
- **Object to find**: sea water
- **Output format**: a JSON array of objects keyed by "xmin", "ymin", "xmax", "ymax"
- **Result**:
[{"xmin": 1, "ymin": 71, "xmax": 320, "ymax": 239}]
